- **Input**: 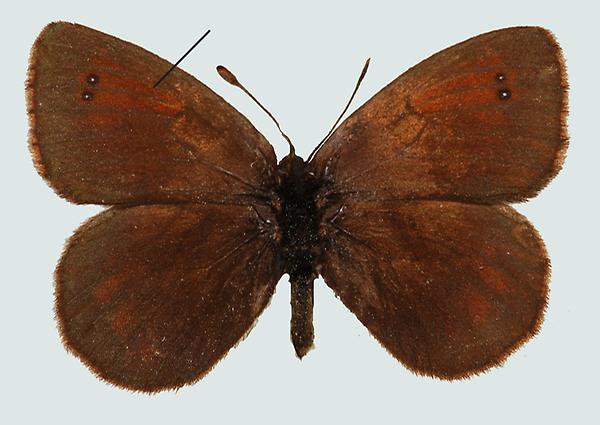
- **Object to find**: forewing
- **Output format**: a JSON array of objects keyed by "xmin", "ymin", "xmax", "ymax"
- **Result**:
[
  {"xmin": 310, "ymin": 27, "xmax": 567, "ymax": 203},
  {"xmin": 320, "ymin": 200, "xmax": 548, "ymax": 378},
  {"xmin": 56, "ymin": 204, "xmax": 281, "ymax": 392},
  {"xmin": 27, "ymin": 22, "xmax": 277, "ymax": 205}
]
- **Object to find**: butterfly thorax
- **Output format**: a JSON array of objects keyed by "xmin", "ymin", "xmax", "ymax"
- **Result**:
[{"xmin": 275, "ymin": 154, "xmax": 323, "ymax": 280}]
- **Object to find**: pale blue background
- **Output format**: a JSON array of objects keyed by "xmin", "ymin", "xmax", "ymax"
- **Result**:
[{"xmin": 2, "ymin": 1, "xmax": 597, "ymax": 423}]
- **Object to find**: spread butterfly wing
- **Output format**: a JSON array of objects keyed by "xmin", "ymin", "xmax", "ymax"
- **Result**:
[
  {"xmin": 320, "ymin": 200, "xmax": 548, "ymax": 378},
  {"xmin": 27, "ymin": 22, "xmax": 277, "ymax": 205},
  {"xmin": 56, "ymin": 204, "xmax": 281, "ymax": 392},
  {"xmin": 309, "ymin": 27, "xmax": 567, "ymax": 203}
]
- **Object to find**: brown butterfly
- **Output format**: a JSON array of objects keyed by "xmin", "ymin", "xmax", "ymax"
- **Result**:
[{"xmin": 26, "ymin": 22, "xmax": 568, "ymax": 392}]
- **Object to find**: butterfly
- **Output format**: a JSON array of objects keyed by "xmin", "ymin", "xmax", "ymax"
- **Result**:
[{"xmin": 27, "ymin": 22, "xmax": 568, "ymax": 392}]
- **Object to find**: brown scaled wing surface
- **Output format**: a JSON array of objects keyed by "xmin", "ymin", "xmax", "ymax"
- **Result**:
[
  {"xmin": 57, "ymin": 205, "xmax": 280, "ymax": 392},
  {"xmin": 313, "ymin": 27, "xmax": 567, "ymax": 378},
  {"xmin": 27, "ymin": 23, "xmax": 282, "ymax": 392},
  {"xmin": 320, "ymin": 200, "xmax": 548, "ymax": 378},
  {"xmin": 310, "ymin": 27, "xmax": 567, "ymax": 203},
  {"xmin": 27, "ymin": 22, "xmax": 277, "ymax": 205}
]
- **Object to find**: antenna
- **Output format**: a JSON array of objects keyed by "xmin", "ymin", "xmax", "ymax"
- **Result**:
[
  {"xmin": 217, "ymin": 65, "xmax": 295, "ymax": 156},
  {"xmin": 307, "ymin": 58, "xmax": 370, "ymax": 162}
]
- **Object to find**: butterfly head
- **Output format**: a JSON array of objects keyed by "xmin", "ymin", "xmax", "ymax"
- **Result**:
[{"xmin": 278, "ymin": 153, "xmax": 306, "ymax": 180}]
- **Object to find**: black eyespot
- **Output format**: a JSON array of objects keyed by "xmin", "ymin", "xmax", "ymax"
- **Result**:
[
  {"xmin": 87, "ymin": 74, "xmax": 99, "ymax": 84},
  {"xmin": 498, "ymin": 88, "xmax": 511, "ymax": 100},
  {"xmin": 496, "ymin": 73, "xmax": 506, "ymax": 82},
  {"xmin": 82, "ymin": 91, "xmax": 93, "ymax": 101}
]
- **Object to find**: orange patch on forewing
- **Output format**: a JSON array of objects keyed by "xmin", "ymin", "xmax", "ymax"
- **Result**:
[
  {"xmin": 78, "ymin": 69, "xmax": 184, "ymax": 116},
  {"xmin": 79, "ymin": 71, "xmax": 148, "ymax": 92},
  {"xmin": 412, "ymin": 70, "xmax": 498, "ymax": 108},
  {"xmin": 91, "ymin": 90, "xmax": 183, "ymax": 115},
  {"xmin": 478, "ymin": 266, "xmax": 510, "ymax": 293},
  {"xmin": 415, "ymin": 88, "xmax": 499, "ymax": 114}
]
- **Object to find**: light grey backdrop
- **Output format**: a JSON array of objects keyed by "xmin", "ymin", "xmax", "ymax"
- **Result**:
[{"xmin": 2, "ymin": 1, "xmax": 598, "ymax": 423}]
